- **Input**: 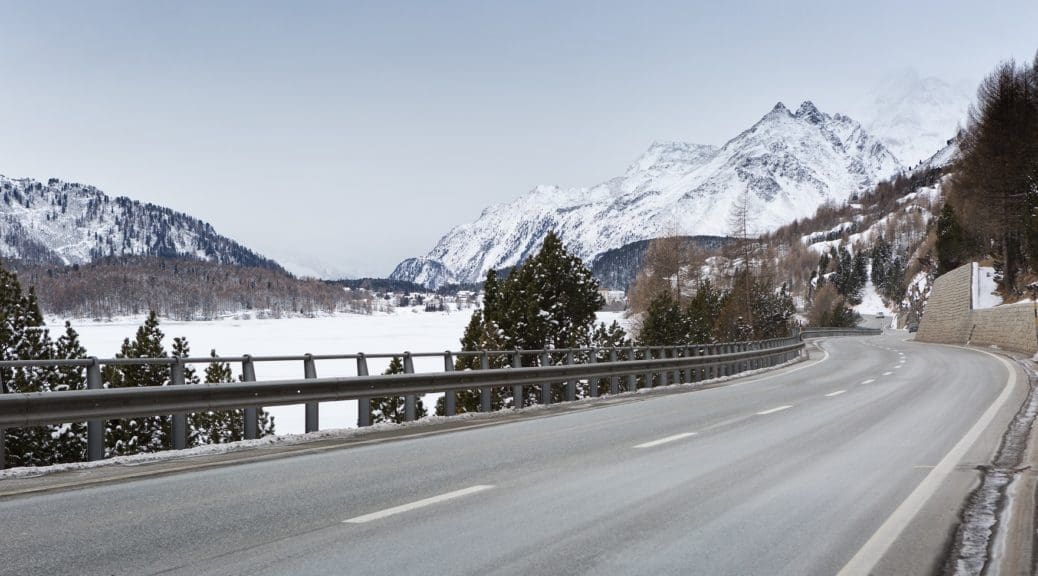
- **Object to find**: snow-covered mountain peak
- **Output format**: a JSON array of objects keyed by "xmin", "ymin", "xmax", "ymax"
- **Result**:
[
  {"xmin": 795, "ymin": 101, "xmax": 824, "ymax": 124},
  {"xmin": 626, "ymin": 141, "xmax": 720, "ymax": 176},
  {"xmin": 392, "ymin": 100, "xmax": 902, "ymax": 287},
  {"xmin": 767, "ymin": 101, "xmax": 792, "ymax": 116}
]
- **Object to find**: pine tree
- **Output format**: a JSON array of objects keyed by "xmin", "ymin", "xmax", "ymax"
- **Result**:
[
  {"xmin": 436, "ymin": 309, "xmax": 507, "ymax": 415},
  {"xmin": 202, "ymin": 349, "xmax": 275, "ymax": 443},
  {"xmin": 371, "ymin": 356, "xmax": 427, "ymax": 424},
  {"xmin": 587, "ymin": 321, "xmax": 632, "ymax": 395},
  {"xmin": 171, "ymin": 337, "xmax": 204, "ymax": 447},
  {"xmin": 103, "ymin": 311, "xmax": 170, "ymax": 456},
  {"xmin": 0, "ymin": 273, "xmax": 58, "ymax": 467},
  {"xmin": 48, "ymin": 322, "xmax": 88, "ymax": 463},
  {"xmin": 685, "ymin": 279, "xmax": 724, "ymax": 344},
  {"xmin": 935, "ymin": 203, "xmax": 967, "ymax": 275},
  {"xmin": 460, "ymin": 232, "xmax": 604, "ymax": 406},
  {"xmin": 870, "ymin": 236, "xmax": 892, "ymax": 288},
  {"xmin": 637, "ymin": 291, "xmax": 687, "ymax": 346}
]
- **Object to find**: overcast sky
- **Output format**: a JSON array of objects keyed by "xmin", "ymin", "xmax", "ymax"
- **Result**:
[{"xmin": 1, "ymin": 1, "xmax": 1036, "ymax": 277}]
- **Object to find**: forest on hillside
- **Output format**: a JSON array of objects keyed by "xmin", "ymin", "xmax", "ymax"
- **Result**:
[{"xmin": 6, "ymin": 256, "xmax": 375, "ymax": 320}]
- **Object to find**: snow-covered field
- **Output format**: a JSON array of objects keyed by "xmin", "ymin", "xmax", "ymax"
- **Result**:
[{"xmin": 55, "ymin": 309, "xmax": 628, "ymax": 435}]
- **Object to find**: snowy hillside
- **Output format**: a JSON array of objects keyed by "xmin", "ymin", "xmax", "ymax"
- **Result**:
[
  {"xmin": 0, "ymin": 175, "xmax": 282, "ymax": 271},
  {"xmin": 394, "ymin": 101, "xmax": 901, "ymax": 286}
]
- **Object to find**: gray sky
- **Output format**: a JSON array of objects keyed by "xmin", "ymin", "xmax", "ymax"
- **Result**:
[{"xmin": 1, "ymin": 1, "xmax": 1036, "ymax": 277}]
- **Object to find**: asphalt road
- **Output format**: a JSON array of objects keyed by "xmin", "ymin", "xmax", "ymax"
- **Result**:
[{"xmin": 0, "ymin": 333, "xmax": 1020, "ymax": 575}]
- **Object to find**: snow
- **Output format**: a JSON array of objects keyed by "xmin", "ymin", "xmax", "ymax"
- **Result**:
[
  {"xmin": 972, "ymin": 264, "xmax": 1002, "ymax": 309},
  {"xmin": 855, "ymin": 276, "xmax": 889, "ymax": 316},
  {"xmin": 55, "ymin": 310, "xmax": 630, "ymax": 435},
  {"xmin": 856, "ymin": 69, "xmax": 971, "ymax": 167}
]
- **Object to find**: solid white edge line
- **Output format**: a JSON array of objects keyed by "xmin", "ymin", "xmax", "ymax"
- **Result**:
[
  {"xmin": 837, "ymin": 347, "xmax": 1018, "ymax": 575},
  {"xmin": 634, "ymin": 432, "xmax": 697, "ymax": 449},
  {"xmin": 756, "ymin": 405, "xmax": 793, "ymax": 415},
  {"xmin": 825, "ymin": 390, "xmax": 846, "ymax": 397},
  {"xmin": 343, "ymin": 485, "xmax": 495, "ymax": 524}
]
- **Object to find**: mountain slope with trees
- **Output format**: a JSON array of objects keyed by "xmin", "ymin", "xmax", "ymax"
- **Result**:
[{"xmin": 1, "ymin": 175, "xmax": 283, "ymax": 271}]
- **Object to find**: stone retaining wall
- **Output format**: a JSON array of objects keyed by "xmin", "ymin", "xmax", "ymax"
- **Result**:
[
  {"xmin": 916, "ymin": 263, "xmax": 1038, "ymax": 354},
  {"xmin": 916, "ymin": 264, "xmax": 973, "ymax": 345}
]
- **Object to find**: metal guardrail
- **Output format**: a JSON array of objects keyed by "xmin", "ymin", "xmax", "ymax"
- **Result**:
[
  {"xmin": 800, "ymin": 327, "xmax": 883, "ymax": 338},
  {"xmin": 0, "ymin": 337, "xmax": 807, "ymax": 466}
]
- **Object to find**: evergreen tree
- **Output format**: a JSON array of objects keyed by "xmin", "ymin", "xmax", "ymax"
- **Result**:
[
  {"xmin": 0, "ymin": 273, "xmax": 58, "ymax": 467},
  {"xmin": 457, "ymin": 232, "xmax": 604, "ymax": 406},
  {"xmin": 935, "ymin": 203, "xmax": 967, "ymax": 275},
  {"xmin": 171, "ymin": 337, "xmax": 204, "ymax": 447},
  {"xmin": 103, "ymin": 311, "xmax": 170, "ymax": 456},
  {"xmin": 637, "ymin": 291, "xmax": 687, "ymax": 346},
  {"xmin": 496, "ymin": 232, "xmax": 605, "ymax": 352},
  {"xmin": 685, "ymin": 279, "xmax": 724, "ymax": 344},
  {"xmin": 437, "ymin": 309, "xmax": 508, "ymax": 415},
  {"xmin": 371, "ymin": 356, "xmax": 427, "ymax": 424},
  {"xmin": 202, "ymin": 349, "xmax": 275, "ymax": 443},
  {"xmin": 48, "ymin": 322, "xmax": 88, "ymax": 463},
  {"xmin": 870, "ymin": 236, "xmax": 892, "ymax": 288},
  {"xmin": 587, "ymin": 321, "xmax": 632, "ymax": 395}
]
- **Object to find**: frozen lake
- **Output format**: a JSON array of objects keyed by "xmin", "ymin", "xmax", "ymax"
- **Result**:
[{"xmin": 57, "ymin": 309, "xmax": 627, "ymax": 434}]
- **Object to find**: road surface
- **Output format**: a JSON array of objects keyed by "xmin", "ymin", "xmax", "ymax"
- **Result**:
[{"xmin": 0, "ymin": 333, "xmax": 1021, "ymax": 575}]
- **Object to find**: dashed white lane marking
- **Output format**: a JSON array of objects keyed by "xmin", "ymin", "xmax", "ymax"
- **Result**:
[
  {"xmin": 861, "ymin": 379, "xmax": 876, "ymax": 385},
  {"xmin": 634, "ymin": 432, "xmax": 697, "ymax": 449},
  {"xmin": 882, "ymin": 371, "xmax": 893, "ymax": 376},
  {"xmin": 825, "ymin": 390, "xmax": 846, "ymax": 397},
  {"xmin": 838, "ymin": 348, "xmax": 1018, "ymax": 575},
  {"xmin": 756, "ymin": 405, "xmax": 793, "ymax": 415},
  {"xmin": 343, "ymin": 485, "xmax": 495, "ymax": 524}
]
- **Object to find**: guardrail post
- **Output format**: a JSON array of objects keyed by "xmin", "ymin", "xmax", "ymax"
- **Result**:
[
  {"xmin": 670, "ymin": 347, "xmax": 680, "ymax": 385},
  {"xmin": 589, "ymin": 348, "xmax": 599, "ymax": 398},
  {"xmin": 712, "ymin": 345, "xmax": 720, "ymax": 379},
  {"xmin": 565, "ymin": 350, "xmax": 576, "ymax": 402},
  {"xmin": 609, "ymin": 349, "xmax": 619, "ymax": 395},
  {"xmin": 642, "ymin": 348, "xmax": 653, "ymax": 389},
  {"xmin": 511, "ymin": 350, "xmax": 523, "ymax": 409},
  {"xmin": 86, "ymin": 358, "xmax": 104, "ymax": 460},
  {"xmin": 443, "ymin": 351, "xmax": 456, "ymax": 417},
  {"xmin": 171, "ymin": 357, "xmax": 188, "ymax": 450},
  {"xmin": 242, "ymin": 355, "xmax": 260, "ymax": 439},
  {"xmin": 303, "ymin": 354, "xmax": 318, "ymax": 433},
  {"xmin": 403, "ymin": 352, "xmax": 417, "ymax": 422},
  {"xmin": 540, "ymin": 348, "xmax": 552, "ymax": 405},
  {"xmin": 356, "ymin": 354, "xmax": 371, "ymax": 427},
  {"xmin": 627, "ymin": 346, "xmax": 637, "ymax": 392},
  {"xmin": 689, "ymin": 347, "xmax": 699, "ymax": 383},
  {"xmin": 480, "ymin": 352, "xmax": 491, "ymax": 412}
]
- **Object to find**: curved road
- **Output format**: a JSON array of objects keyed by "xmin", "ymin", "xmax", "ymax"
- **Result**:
[{"xmin": 0, "ymin": 333, "xmax": 1021, "ymax": 575}]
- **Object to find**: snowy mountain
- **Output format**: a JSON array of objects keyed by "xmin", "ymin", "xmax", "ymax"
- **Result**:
[
  {"xmin": 389, "ymin": 257, "xmax": 458, "ymax": 290},
  {"xmin": 393, "ymin": 101, "xmax": 902, "ymax": 287},
  {"xmin": 857, "ymin": 70, "xmax": 972, "ymax": 167},
  {"xmin": 0, "ymin": 175, "xmax": 283, "ymax": 271}
]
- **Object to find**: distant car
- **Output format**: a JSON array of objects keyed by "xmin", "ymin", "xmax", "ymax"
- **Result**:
[
  {"xmin": 875, "ymin": 312, "xmax": 885, "ymax": 318},
  {"xmin": 907, "ymin": 322, "xmax": 919, "ymax": 333}
]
